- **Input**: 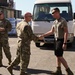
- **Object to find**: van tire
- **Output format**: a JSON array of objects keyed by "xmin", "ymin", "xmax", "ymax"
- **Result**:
[{"xmin": 35, "ymin": 43, "xmax": 40, "ymax": 47}]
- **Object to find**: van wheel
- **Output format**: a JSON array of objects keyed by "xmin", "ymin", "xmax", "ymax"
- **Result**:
[{"xmin": 35, "ymin": 43, "xmax": 40, "ymax": 47}]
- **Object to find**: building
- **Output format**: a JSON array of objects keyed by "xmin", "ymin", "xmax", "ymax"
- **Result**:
[{"xmin": 0, "ymin": 0, "xmax": 22, "ymax": 18}]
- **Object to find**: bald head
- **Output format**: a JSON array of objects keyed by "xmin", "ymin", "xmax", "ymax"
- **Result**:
[
  {"xmin": 24, "ymin": 12, "xmax": 32, "ymax": 22},
  {"xmin": 24, "ymin": 12, "xmax": 32, "ymax": 18}
]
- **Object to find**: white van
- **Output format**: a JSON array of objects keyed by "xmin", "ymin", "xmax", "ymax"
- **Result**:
[
  {"xmin": 32, "ymin": 0, "xmax": 75, "ymax": 47},
  {"xmin": 7, "ymin": 18, "xmax": 17, "ymax": 35}
]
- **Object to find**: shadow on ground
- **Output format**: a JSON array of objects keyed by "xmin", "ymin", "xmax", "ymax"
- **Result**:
[
  {"xmin": 39, "ymin": 43, "xmax": 75, "ymax": 52},
  {"xmin": 27, "ymin": 68, "xmax": 54, "ymax": 75},
  {"xmin": 13, "ymin": 66, "xmax": 66, "ymax": 75},
  {"xmin": 13, "ymin": 66, "xmax": 54, "ymax": 75},
  {"xmin": 28, "ymin": 68, "xmax": 65, "ymax": 75}
]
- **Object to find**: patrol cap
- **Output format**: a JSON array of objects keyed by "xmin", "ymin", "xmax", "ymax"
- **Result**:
[{"xmin": 51, "ymin": 8, "xmax": 60, "ymax": 14}]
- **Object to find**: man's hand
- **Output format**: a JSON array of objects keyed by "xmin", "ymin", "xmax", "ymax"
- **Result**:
[
  {"xmin": 0, "ymin": 27, "xmax": 5, "ymax": 32},
  {"xmin": 38, "ymin": 35, "xmax": 44, "ymax": 40},
  {"xmin": 62, "ymin": 44, "xmax": 67, "ymax": 50}
]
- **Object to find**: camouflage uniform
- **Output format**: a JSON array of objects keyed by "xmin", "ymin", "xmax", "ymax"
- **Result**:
[
  {"xmin": 8, "ymin": 20, "xmax": 38, "ymax": 74},
  {"xmin": 0, "ymin": 19, "xmax": 12, "ymax": 65}
]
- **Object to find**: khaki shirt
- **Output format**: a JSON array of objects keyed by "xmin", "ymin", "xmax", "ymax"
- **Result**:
[
  {"xmin": 16, "ymin": 20, "xmax": 38, "ymax": 42},
  {"xmin": 52, "ymin": 17, "xmax": 67, "ymax": 39}
]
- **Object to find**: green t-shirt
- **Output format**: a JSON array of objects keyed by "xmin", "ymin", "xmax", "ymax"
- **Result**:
[{"xmin": 52, "ymin": 17, "xmax": 67, "ymax": 39}]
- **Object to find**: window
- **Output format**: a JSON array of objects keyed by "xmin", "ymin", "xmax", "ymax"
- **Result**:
[{"xmin": 33, "ymin": 3, "xmax": 73, "ymax": 21}]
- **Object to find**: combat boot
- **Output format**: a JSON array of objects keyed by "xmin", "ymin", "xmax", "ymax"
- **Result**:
[
  {"xmin": 7, "ymin": 65, "xmax": 13, "ymax": 75},
  {"xmin": 66, "ymin": 68, "xmax": 74, "ymax": 75},
  {"xmin": 54, "ymin": 67, "xmax": 62, "ymax": 75},
  {"xmin": 0, "ymin": 60, "xmax": 3, "ymax": 67}
]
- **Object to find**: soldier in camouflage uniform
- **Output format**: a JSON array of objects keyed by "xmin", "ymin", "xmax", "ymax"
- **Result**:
[
  {"xmin": 7, "ymin": 12, "xmax": 39, "ymax": 75},
  {"xmin": 0, "ymin": 10, "xmax": 12, "ymax": 67},
  {"xmin": 40, "ymin": 8, "xmax": 74, "ymax": 75}
]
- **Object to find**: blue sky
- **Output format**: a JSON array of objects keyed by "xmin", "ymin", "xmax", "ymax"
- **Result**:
[{"xmin": 14, "ymin": 0, "xmax": 75, "ymax": 15}]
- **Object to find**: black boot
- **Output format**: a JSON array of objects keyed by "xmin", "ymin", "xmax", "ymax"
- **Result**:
[
  {"xmin": 66, "ymin": 68, "xmax": 74, "ymax": 75},
  {"xmin": 54, "ymin": 67, "xmax": 62, "ymax": 75},
  {"xmin": 0, "ymin": 60, "xmax": 3, "ymax": 67}
]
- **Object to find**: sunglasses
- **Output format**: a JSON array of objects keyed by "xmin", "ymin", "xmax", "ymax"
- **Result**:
[{"xmin": 52, "ymin": 11, "xmax": 56, "ymax": 14}]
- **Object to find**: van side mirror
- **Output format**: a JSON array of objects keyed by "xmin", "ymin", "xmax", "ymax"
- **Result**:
[{"xmin": 74, "ymin": 13, "xmax": 75, "ymax": 19}]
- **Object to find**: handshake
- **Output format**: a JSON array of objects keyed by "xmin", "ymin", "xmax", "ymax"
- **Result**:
[
  {"xmin": 0, "ymin": 27, "xmax": 5, "ymax": 32},
  {"xmin": 38, "ymin": 35, "xmax": 44, "ymax": 40}
]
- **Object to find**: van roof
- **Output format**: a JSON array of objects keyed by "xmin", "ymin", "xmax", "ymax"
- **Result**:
[{"xmin": 35, "ymin": 0, "xmax": 71, "ymax": 4}]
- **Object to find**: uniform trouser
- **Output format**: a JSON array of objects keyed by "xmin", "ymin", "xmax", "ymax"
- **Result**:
[
  {"xmin": 0, "ymin": 40, "xmax": 11, "ymax": 62},
  {"xmin": 10, "ymin": 49, "xmax": 30, "ymax": 73}
]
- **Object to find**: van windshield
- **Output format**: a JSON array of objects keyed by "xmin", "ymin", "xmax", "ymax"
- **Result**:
[{"xmin": 33, "ymin": 3, "xmax": 73, "ymax": 21}]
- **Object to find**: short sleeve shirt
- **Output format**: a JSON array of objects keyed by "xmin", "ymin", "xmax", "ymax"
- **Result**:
[{"xmin": 52, "ymin": 17, "xmax": 67, "ymax": 39}]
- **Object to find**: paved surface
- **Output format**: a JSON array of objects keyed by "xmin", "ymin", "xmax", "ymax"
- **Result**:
[{"xmin": 0, "ymin": 37, "xmax": 75, "ymax": 75}]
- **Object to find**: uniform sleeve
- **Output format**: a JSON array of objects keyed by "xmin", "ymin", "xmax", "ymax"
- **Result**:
[
  {"xmin": 5, "ymin": 20, "xmax": 12, "ymax": 32},
  {"xmin": 24, "ymin": 25, "xmax": 39, "ymax": 41},
  {"xmin": 62, "ymin": 20, "xmax": 67, "ymax": 28}
]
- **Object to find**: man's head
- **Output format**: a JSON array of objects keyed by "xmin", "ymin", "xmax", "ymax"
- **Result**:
[
  {"xmin": 51, "ymin": 8, "xmax": 60, "ymax": 19},
  {"xmin": 24, "ymin": 12, "xmax": 32, "ymax": 22},
  {"xmin": 0, "ymin": 10, "xmax": 4, "ymax": 20}
]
